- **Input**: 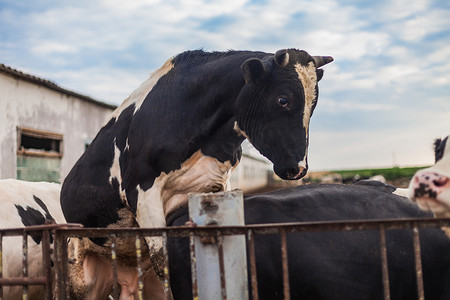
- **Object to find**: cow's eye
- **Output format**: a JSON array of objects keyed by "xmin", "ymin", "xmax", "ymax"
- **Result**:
[{"xmin": 277, "ymin": 97, "xmax": 288, "ymax": 107}]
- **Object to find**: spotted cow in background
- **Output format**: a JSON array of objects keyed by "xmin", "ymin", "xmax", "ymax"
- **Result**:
[
  {"xmin": 409, "ymin": 135, "xmax": 450, "ymax": 218},
  {"xmin": 0, "ymin": 179, "xmax": 63, "ymax": 300},
  {"xmin": 60, "ymin": 49, "xmax": 333, "ymax": 293}
]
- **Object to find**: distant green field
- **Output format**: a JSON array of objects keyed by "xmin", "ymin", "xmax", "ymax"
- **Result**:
[{"xmin": 331, "ymin": 166, "xmax": 429, "ymax": 181}]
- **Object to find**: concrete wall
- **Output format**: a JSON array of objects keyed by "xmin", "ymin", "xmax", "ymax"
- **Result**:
[{"xmin": 0, "ymin": 72, "xmax": 114, "ymax": 181}]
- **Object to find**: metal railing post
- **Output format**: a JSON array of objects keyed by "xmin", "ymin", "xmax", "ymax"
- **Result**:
[{"xmin": 188, "ymin": 190, "xmax": 248, "ymax": 300}]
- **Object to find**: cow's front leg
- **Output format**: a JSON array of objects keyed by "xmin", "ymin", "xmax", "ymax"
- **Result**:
[{"xmin": 134, "ymin": 176, "xmax": 171, "ymax": 298}]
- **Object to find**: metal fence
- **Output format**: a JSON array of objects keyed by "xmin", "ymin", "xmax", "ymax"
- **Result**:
[{"xmin": 1, "ymin": 218, "xmax": 450, "ymax": 300}]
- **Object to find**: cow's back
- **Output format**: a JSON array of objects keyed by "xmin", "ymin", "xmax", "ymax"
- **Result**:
[{"xmin": 168, "ymin": 183, "xmax": 450, "ymax": 300}]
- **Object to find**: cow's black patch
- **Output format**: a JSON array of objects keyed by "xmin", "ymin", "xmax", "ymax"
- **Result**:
[
  {"xmin": 33, "ymin": 195, "xmax": 55, "ymax": 222},
  {"xmin": 15, "ymin": 204, "xmax": 46, "ymax": 244},
  {"xmin": 434, "ymin": 136, "xmax": 448, "ymax": 163}
]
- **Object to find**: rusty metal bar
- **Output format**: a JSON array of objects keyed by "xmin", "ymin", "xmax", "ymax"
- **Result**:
[
  {"xmin": 41, "ymin": 229, "xmax": 52, "ymax": 300},
  {"xmin": 189, "ymin": 231, "xmax": 199, "ymax": 300},
  {"xmin": 61, "ymin": 235, "xmax": 69, "ymax": 300},
  {"xmin": 246, "ymin": 229, "xmax": 258, "ymax": 300},
  {"xmin": 135, "ymin": 235, "xmax": 144, "ymax": 300},
  {"xmin": 279, "ymin": 228, "xmax": 290, "ymax": 300},
  {"xmin": 379, "ymin": 224, "xmax": 391, "ymax": 300},
  {"xmin": 53, "ymin": 217, "xmax": 450, "ymax": 239},
  {"xmin": 110, "ymin": 234, "xmax": 119, "ymax": 300},
  {"xmin": 162, "ymin": 231, "xmax": 171, "ymax": 297},
  {"xmin": 216, "ymin": 231, "xmax": 227, "ymax": 300},
  {"xmin": 22, "ymin": 232, "xmax": 28, "ymax": 300},
  {"xmin": 412, "ymin": 224, "xmax": 425, "ymax": 300},
  {"xmin": 54, "ymin": 229, "xmax": 63, "ymax": 300}
]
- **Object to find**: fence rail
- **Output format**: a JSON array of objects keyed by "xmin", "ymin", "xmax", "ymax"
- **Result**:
[{"xmin": 0, "ymin": 217, "xmax": 449, "ymax": 300}]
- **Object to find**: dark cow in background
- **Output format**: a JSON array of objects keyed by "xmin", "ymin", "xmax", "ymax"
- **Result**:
[
  {"xmin": 168, "ymin": 183, "xmax": 450, "ymax": 300},
  {"xmin": 409, "ymin": 135, "xmax": 450, "ymax": 219},
  {"xmin": 60, "ymin": 49, "xmax": 333, "ymax": 293},
  {"xmin": 0, "ymin": 179, "xmax": 64, "ymax": 300}
]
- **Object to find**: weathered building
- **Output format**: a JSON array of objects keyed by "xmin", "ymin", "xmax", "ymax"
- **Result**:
[{"xmin": 0, "ymin": 64, "xmax": 115, "ymax": 182}]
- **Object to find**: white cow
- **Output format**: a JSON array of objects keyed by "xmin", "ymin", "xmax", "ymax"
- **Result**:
[
  {"xmin": 0, "ymin": 179, "xmax": 63, "ymax": 299},
  {"xmin": 409, "ymin": 135, "xmax": 450, "ymax": 218},
  {"xmin": 0, "ymin": 179, "xmax": 164, "ymax": 299}
]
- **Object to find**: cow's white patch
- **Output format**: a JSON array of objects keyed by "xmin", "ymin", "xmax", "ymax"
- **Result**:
[
  {"xmin": 294, "ymin": 61, "xmax": 317, "ymax": 169},
  {"xmin": 294, "ymin": 61, "xmax": 317, "ymax": 137},
  {"xmin": 134, "ymin": 150, "xmax": 235, "ymax": 254},
  {"xmin": 393, "ymin": 188, "xmax": 409, "ymax": 198},
  {"xmin": 109, "ymin": 140, "xmax": 127, "ymax": 202},
  {"xmin": 107, "ymin": 58, "xmax": 174, "ymax": 123}
]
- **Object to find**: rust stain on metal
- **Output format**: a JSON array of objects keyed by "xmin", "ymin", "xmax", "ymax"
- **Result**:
[
  {"xmin": 200, "ymin": 196, "xmax": 219, "ymax": 215},
  {"xmin": 189, "ymin": 232, "xmax": 199, "ymax": 299},
  {"xmin": 135, "ymin": 235, "xmax": 144, "ymax": 300},
  {"xmin": 247, "ymin": 229, "xmax": 259, "ymax": 300},
  {"xmin": 22, "ymin": 232, "xmax": 28, "ymax": 300},
  {"xmin": 162, "ymin": 231, "xmax": 173, "ymax": 299},
  {"xmin": 110, "ymin": 234, "xmax": 119, "ymax": 300},
  {"xmin": 216, "ymin": 232, "xmax": 227, "ymax": 300}
]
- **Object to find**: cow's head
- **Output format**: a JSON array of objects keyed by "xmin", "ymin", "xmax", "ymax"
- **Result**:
[
  {"xmin": 409, "ymin": 135, "xmax": 450, "ymax": 216},
  {"xmin": 234, "ymin": 49, "xmax": 333, "ymax": 180}
]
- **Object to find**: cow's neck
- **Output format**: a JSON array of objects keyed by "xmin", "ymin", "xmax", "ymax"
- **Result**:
[{"xmin": 161, "ymin": 118, "xmax": 245, "ymax": 217}]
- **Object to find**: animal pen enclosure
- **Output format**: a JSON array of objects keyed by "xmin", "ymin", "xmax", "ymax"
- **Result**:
[{"xmin": 0, "ymin": 192, "xmax": 450, "ymax": 300}]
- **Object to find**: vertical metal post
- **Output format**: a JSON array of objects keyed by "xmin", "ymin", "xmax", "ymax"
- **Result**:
[
  {"xmin": 41, "ymin": 229, "xmax": 52, "ymax": 300},
  {"xmin": 22, "ymin": 232, "xmax": 28, "ymax": 300},
  {"xmin": 189, "ymin": 231, "xmax": 199, "ymax": 300},
  {"xmin": 188, "ymin": 190, "xmax": 248, "ymax": 300},
  {"xmin": 379, "ymin": 225, "xmax": 391, "ymax": 300},
  {"xmin": 60, "ymin": 234, "xmax": 69, "ymax": 300},
  {"xmin": 246, "ymin": 229, "xmax": 258, "ymax": 300},
  {"xmin": 135, "ymin": 235, "xmax": 144, "ymax": 300},
  {"xmin": 111, "ymin": 234, "xmax": 119, "ymax": 300},
  {"xmin": 280, "ymin": 228, "xmax": 290, "ymax": 300},
  {"xmin": 162, "ymin": 231, "xmax": 171, "ymax": 297},
  {"xmin": 412, "ymin": 224, "xmax": 425, "ymax": 300}
]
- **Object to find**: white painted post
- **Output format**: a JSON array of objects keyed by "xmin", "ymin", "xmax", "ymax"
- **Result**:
[{"xmin": 188, "ymin": 190, "xmax": 248, "ymax": 300}]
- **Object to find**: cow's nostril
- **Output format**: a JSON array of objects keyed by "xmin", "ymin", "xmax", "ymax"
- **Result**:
[{"xmin": 433, "ymin": 177, "xmax": 449, "ymax": 187}]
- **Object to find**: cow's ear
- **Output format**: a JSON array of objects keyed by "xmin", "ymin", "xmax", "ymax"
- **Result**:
[
  {"xmin": 242, "ymin": 58, "xmax": 266, "ymax": 84},
  {"xmin": 316, "ymin": 69, "xmax": 324, "ymax": 81}
]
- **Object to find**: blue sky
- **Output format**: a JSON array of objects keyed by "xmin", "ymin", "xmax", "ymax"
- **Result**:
[{"xmin": 1, "ymin": 0, "xmax": 450, "ymax": 171}]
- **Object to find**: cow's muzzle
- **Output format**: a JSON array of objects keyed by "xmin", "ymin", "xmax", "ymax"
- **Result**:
[{"xmin": 277, "ymin": 166, "xmax": 308, "ymax": 180}]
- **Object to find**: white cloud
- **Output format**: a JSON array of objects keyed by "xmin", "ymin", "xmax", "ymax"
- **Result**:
[
  {"xmin": 2, "ymin": 0, "xmax": 450, "ymax": 171},
  {"xmin": 388, "ymin": 9, "xmax": 450, "ymax": 42},
  {"xmin": 378, "ymin": 0, "xmax": 431, "ymax": 21}
]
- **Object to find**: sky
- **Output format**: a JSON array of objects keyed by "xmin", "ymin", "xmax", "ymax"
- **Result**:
[{"xmin": 1, "ymin": 0, "xmax": 450, "ymax": 171}]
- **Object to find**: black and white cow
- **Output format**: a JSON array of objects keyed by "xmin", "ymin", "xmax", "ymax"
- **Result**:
[
  {"xmin": 60, "ymin": 49, "xmax": 333, "ymax": 278},
  {"xmin": 168, "ymin": 183, "xmax": 450, "ymax": 300},
  {"xmin": 0, "ymin": 179, "xmax": 63, "ymax": 300},
  {"xmin": 0, "ymin": 179, "xmax": 164, "ymax": 300},
  {"xmin": 409, "ymin": 135, "xmax": 450, "ymax": 218}
]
